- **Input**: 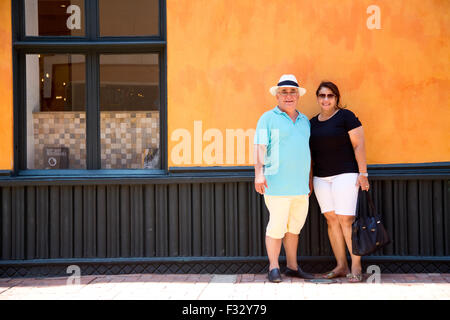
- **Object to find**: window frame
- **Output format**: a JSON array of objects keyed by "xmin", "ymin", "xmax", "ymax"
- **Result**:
[{"xmin": 12, "ymin": 0, "xmax": 167, "ymax": 175}]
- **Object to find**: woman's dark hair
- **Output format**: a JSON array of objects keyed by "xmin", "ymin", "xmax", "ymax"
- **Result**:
[{"xmin": 315, "ymin": 81, "xmax": 343, "ymax": 109}]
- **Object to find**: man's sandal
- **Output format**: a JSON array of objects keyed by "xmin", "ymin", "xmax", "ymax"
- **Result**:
[{"xmin": 346, "ymin": 273, "xmax": 363, "ymax": 283}]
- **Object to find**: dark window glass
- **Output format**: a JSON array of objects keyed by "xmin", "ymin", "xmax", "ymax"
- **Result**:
[
  {"xmin": 99, "ymin": 0, "xmax": 159, "ymax": 36},
  {"xmin": 100, "ymin": 54, "xmax": 160, "ymax": 169},
  {"xmin": 25, "ymin": 0, "xmax": 85, "ymax": 36},
  {"xmin": 26, "ymin": 54, "xmax": 86, "ymax": 169}
]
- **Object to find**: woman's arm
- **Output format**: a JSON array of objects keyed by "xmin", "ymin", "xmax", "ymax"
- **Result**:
[{"xmin": 348, "ymin": 126, "xmax": 370, "ymax": 191}]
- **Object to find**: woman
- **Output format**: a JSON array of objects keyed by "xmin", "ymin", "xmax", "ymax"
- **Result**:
[{"xmin": 309, "ymin": 81, "xmax": 369, "ymax": 283}]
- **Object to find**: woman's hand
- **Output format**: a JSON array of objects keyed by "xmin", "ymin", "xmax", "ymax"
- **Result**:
[
  {"xmin": 356, "ymin": 174, "xmax": 370, "ymax": 191},
  {"xmin": 254, "ymin": 174, "xmax": 268, "ymax": 195}
]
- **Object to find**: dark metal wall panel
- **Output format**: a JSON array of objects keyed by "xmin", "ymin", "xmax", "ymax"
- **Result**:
[
  {"xmin": 49, "ymin": 186, "xmax": 60, "ymax": 259},
  {"xmin": 0, "ymin": 179, "xmax": 449, "ymax": 262},
  {"xmin": 444, "ymin": 180, "xmax": 450, "ymax": 256},
  {"xmin": 168, "ymin": 184, "xmax": 179, "ymax": 256},
  {"xmin": 73, "ymin": 186, "xmax": 83, "ymax": 258},
  {"xmin": 225, "ymin": 183, "xmax": 238, "ymax": 256},
  {"xmin": 1, "ymin": 187, "xmax": 11, "ymax": 260},
  {"xmin": 144, "ymin": 185, "xmax": 156, "ymax": 257},
  {"xmin": 131, "ymin": 185, "xmax": 145, "ymax": 257},
  {"xmin": 106, "ymin": 185, "xmax": 120, "ymax": 258},
  {"xmin": 191, "ymin": 183, "xmax": 202, "ymax": 256},
  {"xmin": 237, "ymin": 182, "xmax": 249, "ymax": 256},
  {"xmin": 179, "ymin": 184, "xmax": 192, "ymax": 256},
  {"xmin": 25, "ymin": 186, "xmax": 36, "ymax": 259},
  {"xmin": 96, "ymin": 185, "xmax": 107, "ymax": 258},
  {"xmin": 119, "ymin": 185, "xmax": 130, "ymax": 257},
  {"xmin": 155, "ymin": 184, "xmax": 168, "ymax": 256},
  {"xmin": 214, "ymin": 183, "xmax": 225, "ymax": 256},
  {"xmin": 83, "ymin": 186, "xmax": 96, "ymax": 258},
  {"xmin": 36, "ymin": 186, "xmax": 49, "ymax": 259},
  {"xmin": 60, "ymin": 186, "xmax": 73, "ymax": 258},
  {"xmin": 10, "ymin": 187, "xmax": 24, "ymax": 259}
]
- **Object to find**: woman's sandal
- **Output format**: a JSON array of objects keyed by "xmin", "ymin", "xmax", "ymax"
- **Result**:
[
  {"xmin": 346, "ymin": 273, "xmax": 364, "ymax": 283},
  {"xmin": 323, "ymin": 271, "xmax": 348, "ymax": 279}
]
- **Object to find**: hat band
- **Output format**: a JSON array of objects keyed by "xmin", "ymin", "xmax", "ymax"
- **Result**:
[{"xmin": 277, "ymin": 80, "xmax": 299, "ymax": 87}]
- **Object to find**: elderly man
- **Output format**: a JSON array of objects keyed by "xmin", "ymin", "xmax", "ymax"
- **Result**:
[{"xmin": 254, "ymin": 74, "xmax": 314, "ymax": 282}]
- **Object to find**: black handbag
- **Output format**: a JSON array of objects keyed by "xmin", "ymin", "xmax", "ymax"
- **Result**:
[{"xmin": 352, "ymin": 190, "xmax": 390, "ymax": 256}]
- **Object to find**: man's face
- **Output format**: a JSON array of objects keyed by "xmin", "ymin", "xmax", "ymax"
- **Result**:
[{"xmin": 276, "ymin": 87, "xmax": 299, "ymax": 110}]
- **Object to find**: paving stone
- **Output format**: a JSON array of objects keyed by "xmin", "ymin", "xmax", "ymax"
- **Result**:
[{"xmin": 0, "ymin": 273, "xmax": 449, "ymax": 300}]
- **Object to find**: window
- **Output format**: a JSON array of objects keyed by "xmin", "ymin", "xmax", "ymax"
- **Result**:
[{"xmin": 14, "ymin": 0, "xmax": 166, "ymax": 172}]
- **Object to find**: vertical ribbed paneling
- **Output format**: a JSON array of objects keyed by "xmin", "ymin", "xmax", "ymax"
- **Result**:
[
  {"xmin": 144, "ymin": 185, "xmax": 156, "ymax": 256},
  {"xmin": 131, "ymin": 185, "xmax": 144, "ymax": 257},
  {"xmin": 83, "ymin": 186, "xmax": 96, "ymax": 257},
  {"xmin": 201, "ymin": 183, "xmax": 214, "ymax": 256},
  {"xmin": 168, "ymin": 184, "xmax": 179, "ymax": 256},
  {"xmin": 1, "ymin": 187, "xmax": 11, "ymax": 260},
  {"xmin": 106, "ymin": 185, "xmax": 120, "ymax": 257},
  {"xmin": 192, "ymin": 183, "xmax": 202, "ymax": 256},
  {"xmin": 214, "ymin": 183, "xmax": 225, "ymax": 256},
  {"xmin": 96, "ymin": 186, "xmax": 106, "ymax": 258},
  {"xmin": 419, "ymin": 181, "xmax": 433, "ymax": 255},
  {"xmin": 394, "ymin": 181, "xmax": 408, "ymax": 255},
  {"xmin": 26, "ymin": 186, "xmax": 36, "ymax": 259},
  {"xmin": 155, "ymin": 184, "xmax": 168, "ymax": 256},
  {"xmin": 11, "ymin": 187, "xmax": 24, "ymax": 259},
  {"xmin": 119, "ymin": 185, "xmax": 130, "ymax": 257},
  {"xmin": 225, "ymin": 183, "xmax": 238, "ymax": 256},
  {"xmin": 381, "ymin": 180, "xmax": 395, "ymax": 255},
  {"xmin": 60, "ymin": 186, "xmax": 73, "ymax": 258},
  {"xmin": 49, "ymin": 186, "xmax": 60, "ymax": 258},
  {"xmin": 0, "ymin": 179, "xmax": 448, "ymax": 260},
  {"xmin": 444, "ymin": 180, "xmax": 450, "ymax": 255},
  {"xmin": 179, "ymin": 184, "xmax": 192, "ymax": 256},
  {"xmin": 237, "ymin": 182, "xmax": 249, "ymax": 256},
  {"xmin": 407, "ymin": 181, "xmax": 420, "ymax": 255},
  {"xmin": 36, "ymin": 186, "xmax": 49, "ymax": 259},
  {"xmin": 248, "ymin": 183, "xmax": 262, "ymax": 256}
]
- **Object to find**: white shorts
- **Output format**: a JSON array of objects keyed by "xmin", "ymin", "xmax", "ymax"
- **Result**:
[{"xmin": 313, "ymin": 173, "xmax": 359, "ymax": 216}]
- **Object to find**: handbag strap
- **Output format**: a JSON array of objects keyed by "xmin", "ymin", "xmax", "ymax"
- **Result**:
[
  {"xmin": 356, "ymin": 189, "xmax": 377, "ymax": 219},
  {"xmin": 366, "ymin": 191, "xmax": 377, "ymax": 217}
]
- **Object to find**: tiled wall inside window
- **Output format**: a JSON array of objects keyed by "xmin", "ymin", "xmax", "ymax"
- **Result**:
[{"xmin": 32, "ymin": 111, "xmax": 159, "ymax": 169}]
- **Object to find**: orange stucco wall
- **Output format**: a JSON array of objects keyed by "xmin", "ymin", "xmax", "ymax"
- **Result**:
[
  {"xmin": 167, "ymin": 0, "xmax": 450, "ymax": 166},
  {"xmin": 0, "ymin": 0, "xmax": 12, "ymax": 170},
  {"xmin": 0, "ymin": 1, "xmax": 448, "ymax": 170}
]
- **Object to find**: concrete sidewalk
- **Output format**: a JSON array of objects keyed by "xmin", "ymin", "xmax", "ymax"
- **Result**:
[{"xmin": 1, "ymin": 273, "xmax": 449, "ymax": 300}]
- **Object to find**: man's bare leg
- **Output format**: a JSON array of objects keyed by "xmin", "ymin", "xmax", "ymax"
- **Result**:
[
  {"xmin": 283, "ymin": 232, "xmax": 299, "ymax": 270},
  {"xmin": 266, "ymin": 236, "xmax": 282, "ymax": 271}
]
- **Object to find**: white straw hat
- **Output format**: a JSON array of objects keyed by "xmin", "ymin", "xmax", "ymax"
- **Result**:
[{"xmin": 269, "ymin": 74, "xmax": 307, "ymax": 96}]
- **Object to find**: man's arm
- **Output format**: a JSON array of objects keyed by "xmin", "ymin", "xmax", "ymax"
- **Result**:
[{"xmin": 254, "ymin": 144, "xmax": 268, "ymax": 194}]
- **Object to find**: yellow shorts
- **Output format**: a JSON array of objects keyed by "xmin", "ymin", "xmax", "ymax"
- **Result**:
[{"xmin": 264, "ymin": 194, "xmax": 309, "ymax": 239}]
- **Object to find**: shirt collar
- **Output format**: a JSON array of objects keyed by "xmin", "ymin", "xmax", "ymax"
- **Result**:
[{"xmin": 273, "ymin": 106, "xmax": 302, "ymax": 120}]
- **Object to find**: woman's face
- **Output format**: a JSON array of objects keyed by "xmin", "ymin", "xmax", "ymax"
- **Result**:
[{"xmin": 317, "ymin": 86, "xmax": 337, "ymax": 112}]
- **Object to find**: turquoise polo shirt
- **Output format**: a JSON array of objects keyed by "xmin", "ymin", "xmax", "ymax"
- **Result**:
[{"xmin": 254, "ymin": 106, "xmax": 311, "ymax": 196}]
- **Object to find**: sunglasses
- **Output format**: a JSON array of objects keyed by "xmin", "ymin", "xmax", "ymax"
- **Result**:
[{"xmin": 318, "ymin": 93, "xmax": 336, "ymax": 99}]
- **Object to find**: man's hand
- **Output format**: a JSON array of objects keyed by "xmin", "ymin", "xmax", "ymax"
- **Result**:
[{"xmin": 254, "ymin": 174, "xmax": 268, "ymax": 195}]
